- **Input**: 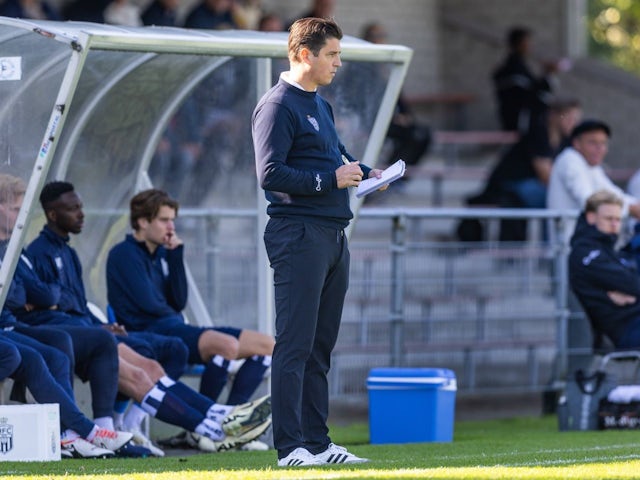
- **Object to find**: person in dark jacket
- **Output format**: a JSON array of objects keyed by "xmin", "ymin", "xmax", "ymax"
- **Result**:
[
  {"xmin": 107, "ymin": 188, "xmax": 274, "ymax": 408},
  {"xmin": 184, "ymin": 0, "xmax": 239, "ymax": 30},
  {"xmin": 569, "ymin": 190, "xmax": 640, "ymax": 348},
  {"xmin": 492, "ymin": 26, "xmax": 559, "ymax": 135},
  {"xmin": 141, "ymin": 0, "xmax": 178, "ymax": 26}
]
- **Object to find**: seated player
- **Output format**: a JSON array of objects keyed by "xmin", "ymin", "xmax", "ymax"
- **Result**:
[{"xmin": 106, "ymin": 188, "xmax": 274, "ymax": 407}]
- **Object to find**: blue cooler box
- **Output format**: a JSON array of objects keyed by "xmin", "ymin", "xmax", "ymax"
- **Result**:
[{"xmin": 367, "ymin": 367, "xmax": 456, "ymax": 444}]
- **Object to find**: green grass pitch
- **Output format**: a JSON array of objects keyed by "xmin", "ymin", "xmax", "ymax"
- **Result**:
[{"xmin": 2, "ymin": 416, "xmax": 640, "ymax": 479}]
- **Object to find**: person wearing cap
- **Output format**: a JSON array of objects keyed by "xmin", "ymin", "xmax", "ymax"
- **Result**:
[{"xmin": 547, "ymin": 119, "xmax": 640, "ymax": 242}]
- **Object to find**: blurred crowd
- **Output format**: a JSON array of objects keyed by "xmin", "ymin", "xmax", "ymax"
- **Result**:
[{"xmin": 0, "ymin": 0, "xmax": 278, "ymax": 30}]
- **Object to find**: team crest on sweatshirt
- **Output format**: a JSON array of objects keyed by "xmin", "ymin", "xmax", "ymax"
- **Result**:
[{"xmin": 306, "ymin": 115, "xmax": 319, "ymax": 131}]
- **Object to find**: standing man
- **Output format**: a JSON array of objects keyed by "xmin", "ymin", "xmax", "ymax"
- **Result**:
[
  {"xmin": 492, "ymin": 26, "xmax": 558, "ymax": 135},
  {"xmin": 252, "ymin": 17, "xmax": 383, "ymax": 467}
]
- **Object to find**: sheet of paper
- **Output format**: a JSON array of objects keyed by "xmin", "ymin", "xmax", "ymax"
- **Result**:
[{"xmin": 356, "ymin": 159, "xmax": 406, "ymax": 198}]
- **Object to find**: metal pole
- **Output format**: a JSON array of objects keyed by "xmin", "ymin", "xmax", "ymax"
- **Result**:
[
  {"xmin": 553, "ymin": 216, "xmax": 570, "ymax": 385},
  {"xmin": 389, "ymin": 214, "xmax": 407, "ymax": 367}
]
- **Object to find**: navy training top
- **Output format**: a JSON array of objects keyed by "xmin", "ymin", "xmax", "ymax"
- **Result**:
[
  {"xmin": 107, "ymin": 234, "xmax": 187, "ymax": 331},
  {"xmin": 252, "ymin": 77, "xmax": 371, "ymax": 228},
  {"xmin": 26, "ymin": 225, "xmax": 97, "ymax": 326}
]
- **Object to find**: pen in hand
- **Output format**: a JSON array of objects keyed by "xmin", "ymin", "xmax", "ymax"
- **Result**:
[{"xmin": 341, "ymin": 155, "xmax": 350, "ymax": 165}]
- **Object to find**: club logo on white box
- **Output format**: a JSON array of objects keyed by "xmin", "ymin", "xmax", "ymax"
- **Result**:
[{"xmin": 0, "ymin": 417, "xmax": 13, "ymax": 454}]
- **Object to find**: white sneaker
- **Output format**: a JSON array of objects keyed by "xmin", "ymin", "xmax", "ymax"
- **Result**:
[
  {"xmin": 90, "ymin": 429, "xmax": 133, "ymax": 452},
  {"xmin": 61, "ymin": 437, "xmax": 114, "ymax": 459},
  {"xmin": 237, "ymin": 439, "xmax": 270, "ymax": 451},
  {"xmin": 277, "ymin": 447, "xmax": 322, "ymax": 467},
  {"xmin": 193, "ymin": 417, "xmax": 272, "ymax": 452},
  {"xmin": 314, "ymin": 443, "xmax": 369, "ymax": 464},
  {"xmin": 186, "ymin": 432, "xmax": 234, "ymax": 453},
  {"xmin": 126, "ymin": 426, "xmax": 165, "ymax": 457}
]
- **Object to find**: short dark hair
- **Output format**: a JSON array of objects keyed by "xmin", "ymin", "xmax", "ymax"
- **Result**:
[
  {"xmin": 507, "ymin": 27, "xmax": 530, "ymax": 50},
  {"xmin": 548, "ymin": 96, "xmax": 581, "ymax": 114},
  {"xmin": 129, "ymin": 188, "xmax": 179, "ymax": 231},
  {"xmin": 570, "ymin": 119, "xmax": 611, "ymax": 141},
  {"xmin": 40, "ymin": 181, "xmax": 74, "ymax": 211},
  {"xmin": 288, "ymin": 17, "xmax": 342, "ymax": 63}
]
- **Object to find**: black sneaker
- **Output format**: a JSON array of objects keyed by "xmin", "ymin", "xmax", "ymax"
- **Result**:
[{"xmin": 113, "ymin": 441, "xmax": 153, "ymax": 458}]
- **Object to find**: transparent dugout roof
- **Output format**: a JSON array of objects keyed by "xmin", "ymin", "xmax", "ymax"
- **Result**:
[{"xmin": 0, "ymin": 17, "xmax": 412, "ymax": 330}]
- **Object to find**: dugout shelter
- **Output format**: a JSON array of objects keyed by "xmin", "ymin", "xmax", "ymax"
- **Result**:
[{"xmin": 0, "ymin": 17, "xmax": 412, "ymax": 335}]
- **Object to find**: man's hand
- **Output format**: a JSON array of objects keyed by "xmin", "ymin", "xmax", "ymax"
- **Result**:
[
  {"xmin": 629, "ymin": 202, "xmax": 640, "ymax": 220},
  {"xmin": 164, "ymin": 232, "xmax": 183, "ymax": 250},
  {"xmin": 23, "ymin": 303, "xmax": 57, "ymax": 312},
  {"xmin": 336, "ymin": 161, "xmax": 363, "ymax": 189},
  {"xmin": 103, "ymin": 323, "xmax": 128, "ymax": 336},
  {"xmin": 607, "ymin": 290, "xmax": 637, "ymax": 306},
  {"xmin": 368, "ymin": 169, "xmax": 389, "ymax": 192}
]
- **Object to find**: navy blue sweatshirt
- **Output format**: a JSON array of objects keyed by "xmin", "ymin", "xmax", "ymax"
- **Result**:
[
  {"xmin": 0, "ymin": 244, "xmax": 45, "ymax": 328},
  {"xmin": 569, "ymin": 214, "xmax": 640, "ymax": 344},
  {"xmin": 252, "ymin": 77, "xmax": 371, "ymax": 229},
  {"xmin": 106, "ymin": 234, "xmax": 188, "ymax": 331},
  {"xmin": 26, "ymin": 226, "xmax": 96, "ymax": 324}
]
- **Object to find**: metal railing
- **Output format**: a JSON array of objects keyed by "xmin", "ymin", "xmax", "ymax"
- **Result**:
[{"xmin": 168, "ymin": 206, "xmax": 580, "ymax": 398}]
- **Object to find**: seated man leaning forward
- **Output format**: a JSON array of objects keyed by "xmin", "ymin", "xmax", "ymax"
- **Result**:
[
  {"xmin": 569, "ymin": 189, "xmax": 640, "ymax": 349},
  {"xmin": 107, "ymin": 188, "xmax": 275, "ymax": 405}
]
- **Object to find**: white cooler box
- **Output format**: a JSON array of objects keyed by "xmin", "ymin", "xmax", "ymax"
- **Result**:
[{"xmin": 0, "ymin": 404, "xmax": 60, "ymax": 461}]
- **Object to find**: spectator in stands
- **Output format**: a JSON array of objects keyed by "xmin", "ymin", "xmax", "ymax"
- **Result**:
[
  {"xmin": 569, "ymin": 190, "xmax": 640, "ymax": 349},
  {"xmin": 233, "ymin": 0, "xmax": 263, "ymax": 30},
  {"xmin": 286, "ymin": 0, "xmax": 335, "ymax": 28},
  {"xmin": 63, "ymin": 0, "xmax": 111, "ymax": 23},
  {"xmin": 25, "ymin": 180, "xmax": 272, "ymax": 453},
  {"xmin": 258, "ymin": 12, "xmax": 283, "ymax": 32},
  {"xmin": 628, "ymin": 168, "xmax": 640, "ymax": 200},
  {"xmin": 361, "ymin": 22, "xmax": 432, "ymax": 176},
  {"xmin": 469, "ymin": 97, "xmax": 582, "ymax": 241},
  {"xmin": 184, "ymin": 0, "xmax": 240, "ymax": 30},
  {"xmin": 547, "ymin": 119, "xmax": 640, "ymax": 243},
  {"xmin": 492, "ymin": 26, "xmax": 561, "ymax": 135},
  {"xmin": 103, "ymin": 0, "xmax": 142, "ymax": 27},
  {"xmin": 0, "ymin": 0, "xmax": 61, "ymax": 20},
  {"xmin": 106, "ymin": 188, "xmax": 274, "ymax": 407},
  {"xmin": 141, "ymin": 0, "xmax": 179, "ymax": 27}
]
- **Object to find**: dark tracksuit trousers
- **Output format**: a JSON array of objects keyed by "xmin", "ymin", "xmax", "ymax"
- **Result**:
[
  {"xmin": 264, "ymin": 218, "xmax": 349, "ymax": 459},
  {"xmin": 13, "ymin": 315, "xmax": 120, "ymax": 421},
  {"xmin": 0, "ymin": 333, "xmax": 95, "ymax": 437},
  {"xmin": 0, "ymin": 341, "xmax": 20, "ymax": 380}
]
